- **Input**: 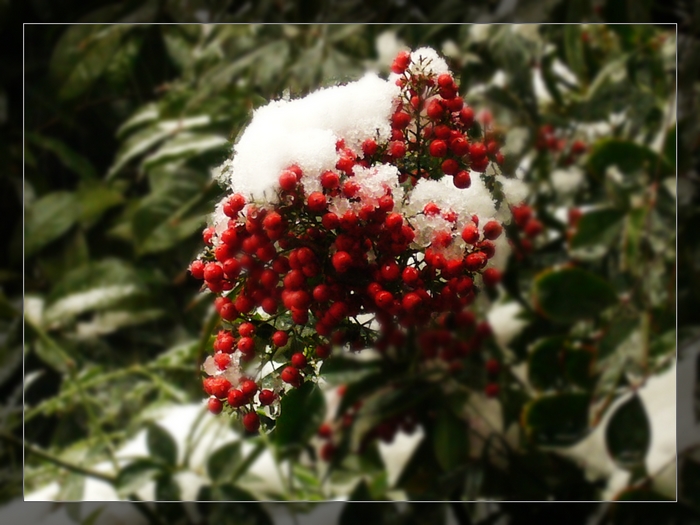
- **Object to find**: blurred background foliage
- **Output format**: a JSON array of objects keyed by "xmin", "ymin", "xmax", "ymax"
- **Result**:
[{"xmin": 0, "ymin": 0, "xmax": 698, "ymax": 523}]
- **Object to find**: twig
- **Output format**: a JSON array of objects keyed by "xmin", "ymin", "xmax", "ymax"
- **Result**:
[{"xmin": 1, "ymin": 431, "xmax": 116, "ymax": 484}]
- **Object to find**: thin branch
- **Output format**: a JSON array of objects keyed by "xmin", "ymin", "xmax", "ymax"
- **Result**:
[{"xmin": 1, "ymin": 431, "xmax": 116, "ymax": 484}]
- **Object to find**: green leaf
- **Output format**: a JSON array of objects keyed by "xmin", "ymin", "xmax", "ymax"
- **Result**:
[
  {"xmin": 528, "ymin": 336, "xmax": 568, "ymax": 391},
  {"xmin": 155, "ymin": 473, "xmax": 181, "ymax": 501},
  {"xmin": 116, "ymin": 102, "xmax": 159, "ymax": 139},
  {"xmin": 564, "ymin": 25, "xmax": 586, "ymax": 81},
  {"xmin": 598, "ymin": 316, "xmax": 639, "ymax": 360},
  {"xmin": 57, "ymin": 472, "xmax": 85, "ymax": 500},
  {"xmin": 335, "ymin": 370, "xmax": 388, "ymax": 418},
  {"xmin": 564, "ymin": 348, "xmax": 595, "ymax": 389},
  {"xmin": 26, "ymin": 132, "xmax": 98, "ymax": 180},
  {"xmin": 50, "ymin": 25, "xmax": 134, "ymax": 100},
  {"xmin": 532, "ymin": 267, "xmax": 618, "ymax": 324},
  {"xmin": 207, "ymin": 441, "xmax": 242, "ymax": 483},
  {"xmin": 522, "ymin": 393, "xmax": 590, "ymax": 446},
  {"xmin": 570, "ymin": 208, "xmax": 625, "ymax": 249},
  {"xmin": 587, "ymin": 139, "xmax": 671, "ymax": 178},
  {"xmin": 43, "ymin": 259, "xmax": 151, "ymax": 325},
  {"xmin": 319, "ymin": 356, "xmax": 381, "ymax": 385},
  {"xmin": 76, "ymin": 182, "xmax": 125, "ymax": 228},
  {"xmin": 116, "ymin": 459, "xmax": 161, "ymax": 497},
  {"xmin": 433, "ymin": 407, "xmax": 469, "ymax": 472},
  {"xmin": 25, "ymin": 191, "xmax": 80, "ymax": 257},
  {"xmin": 275, "ymin": 381, "xmax": 325, "ymax": 448},
  {"xmin": 350, "ymin": 385, "xmax": 433, "ymax": 452},
  {"xmin": 605, "ymin": 394, "xmax": 650, "ymax": 470},
  {"xmin": 147, "ymin": 422, "xmax": 178, "ymax": 466},
  {"xmin": 142, "ymin": 132, "xmax": 228, "ymax": 169}
]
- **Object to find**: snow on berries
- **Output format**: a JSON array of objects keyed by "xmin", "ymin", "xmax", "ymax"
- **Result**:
[{"xmin": 193, "ymin": 47, "xmax": 528, "ymax": 429}]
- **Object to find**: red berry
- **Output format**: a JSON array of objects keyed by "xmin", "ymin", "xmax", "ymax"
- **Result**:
[
  {"xmin": 320, "ymin": 442, "xmax": 335, "ymax": 461},
  {"xmin": 461, "ymin": 223, "xmax": 480, "ymax": 244},
  {"xmin": 342, "ymin": 180, "xmax": 360, "ymax": 198},
  {"xmin": 242, "ymin": 412, "xmax": 260, "ymax": 433},
  {"xmin": 203, "ymin": 376, "xmax": 231, "ymax": 398},
  {"xmin": 391, "ymin": 50, "xmax": 411, "ymax": 73},
  {"xmin": 283, "ymin": 269, "xmax": 305, "ymax": 290},
  {"xmin": 446, "ymin": 96, "xmax": 464, "ymax": 112},
  {"xmin": 258, "ymin": 389, "xmax": 276, "ymax": 405},
  {"xmin": 362, "ymin": 139, "xmax": 378, "ymax": 157},
  {"xmin": 307, "ymin": 192, "xmax": 327, "ymax": 213},
  {"xmin": 423, "ymin": 202, "xmax": 441, "ymax": 216},
  {"xmin": 380, "ymin": 260, "xmax": 400, "ymax": 281},
  {"xmin": 202, "ymin": 227, "xmax": 215, "ymax": 245},
  {"xmin": 237, "ymin": 336, "xmax": 255, "ymax": 354},
  {"xmin": 568, "ymin": 208, "xmax": 583, "ymax": 227},
  {"xmin": 281, "ymin": 366, "xmax": 301, "ymax": 385},
  {"xmin": 469, "ymin": 142, "xmax": 487, "ymax": 160},
  {"xmin": 214, "ymin": 353, "xmax": 231, "ymax": 370},
  {"xmin": 215, "ymin": 331, "xmax": 235, "ymax": 353},
  {"xmin": 512, "ymin": 204, "xmax": 532, "ymax": 228},
  {"xmin": 238, "ymin": 322, "xmax": 255, "ymax": 337},
  {"xmin": 426, "ymin": 99, "xmax": 444, "ymax": 120},
  {"xmin": 279, "ymin": 170, "xmax": 298, "ymax": 191},
  {"xmin": 318, "ymin": 422, "xmax": 332, "ymax": 439},
  {"xmin": 272, "ymin": 331, "xmax": 289, "ymax": 347},
  {"xmin": 227, "ymin": 388, "xmax": 246, "ymax": 407},
  {"xmin": 208, "ymin": 397, "xmax": 223, "ymax": 415},
  {"xmin": 389, "ymin": 141, "xmax": 406, "ymax": 158},
  {"xmin": 429, "ymin": 139, "xmax": 448, "ymax": 157},
  {"xmin": 262, "ymin": 297, "xmax": 278, "ymax": 315},
  {"xmin": 450, "ymin": 137, "xmax": 469, "ymax": 156},
  {"xmin": 291, "ymin": 352, "xmax": 307, "ymax": 369},
  {"xmin": 219, "ymin": 303, "xmax": 239, "ymax": 321},
  {"xmin": 263, "ymin": 211, "xmax": 283, "ymax": 232},
  {"xmin": 482, "ymin": 268, "xmax": 501, "ymax": 287},
  {"xmin": 571, "ymin": 140, "xmax": 587, "ymax": 155},
  {"xmin": 385, "ymin": 213, "xmax": 403, "ymax": 230},
  {"xmin": 189, "ymin": 260, "xmax": 205, "ymax": 280},
  {"xmin": 485, "ymin": 358, "xmax": 501, "ymax": 376},
  {"xmin": 453, "ymin": 170, "xmax": 471, "ymax": 189},
  {"xmin": 441, "ymin": 158, "xmax": 459, "ymax": 175},
  {"xmin": 484, "ymin": 383, "xmax": 500, "ymax": 398},
  {"xmin": 465, "ymin": 252, "xmax": 488, "ymax": 272},
  {"xmin": 311, "ymin": 284, "xmax": 329, "ymax": 303},
  {"xmin": 459, "ymin": 107, "xmax": 474, "ymax": 127},
  {"xmin": 402, "ymin": 266, "xmax": 420, "ymax": 285},
  {"xmin": 392, "ymin": 111, "xmax": 411, "ymax": 129},
  {"xmin": 223, "ymin": 258, "xmax": 240, "ymax": 279},
  {"xmin": 402, "ymin": 292, "xmax": 422, "ymax": 311},
  {"xmin": 322, "ymin": 212, "xmax": 340, "ymax": 230},
  {"xmin": 315, "ymin": 344, "xmax": 331, "ymax": 359},
  {"xmin": 524, "ymin": 219, "xmax": 544, "ymax": 238},
  {"xmin": 375, "ymin": 291, "xmax": 394, "ymax": 309},
  {"xmin": 437, "ymin": 73, "xmax": 454, "ymax": 88},
  {"xmin": 240, "ymin": 379, "xmax": 258, "ymax": 398},
  {"xmin": 204, "ymin": 263, "xmax": 223, "ymax": 282},
  {"xmin": 332, "ymin": 251, "xmax": 353, "ymax": 273},
  {"xmin": 320, "ymin": 171, "xmax": 340, "ymax": 190},
  {"xmin": 483, "ymin": 221, "xmax": 503, "ymax": 240}
]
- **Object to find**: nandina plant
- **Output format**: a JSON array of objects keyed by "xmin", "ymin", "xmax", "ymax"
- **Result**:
[{"xmin": 189, "ymin": 47, "xmax": 526, "ymax": 454}]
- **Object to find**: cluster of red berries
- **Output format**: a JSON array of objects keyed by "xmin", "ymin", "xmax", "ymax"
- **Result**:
[
  {"xmin": 535, "ymin": 124, "xmax": 587, "ymax": 166},
  {"xmin": 508, "ymin": 203, "xmax": 545, "ymax": 260},
  {"xmin": 389, "ymin": 50, "xmax": 505, "ymax": 188},
  {"xmin": 191, "ymin": 49, "xmax": 515, "ymax": 435}
]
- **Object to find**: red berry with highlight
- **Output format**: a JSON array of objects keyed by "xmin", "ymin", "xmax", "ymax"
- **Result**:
[
  {"xmin": 243, "ymin": 412, "xmax": 260, "ymax": 432},
  {"xmin": 291, "ymin": 352, "xmax": 307, "ymax": 369}
]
